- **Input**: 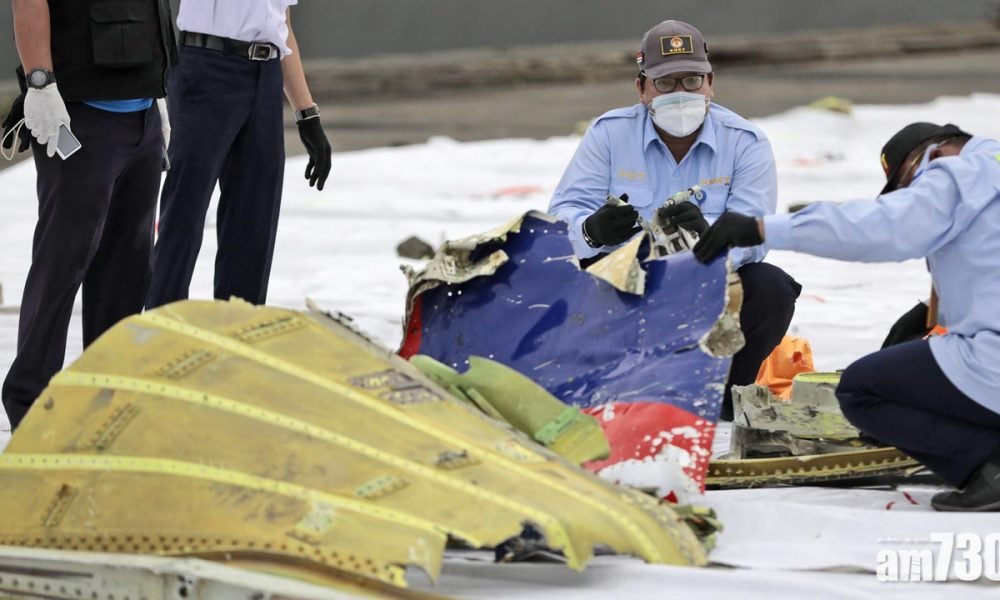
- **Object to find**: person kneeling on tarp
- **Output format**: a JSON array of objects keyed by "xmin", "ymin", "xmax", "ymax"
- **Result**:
[
  {"xmin": 693, "ymin": 122, "xmax": 1000, "ymax": 512},
  {"xmin": 548, "ymin": 19, "xmax": 800, "ymax": 422}
]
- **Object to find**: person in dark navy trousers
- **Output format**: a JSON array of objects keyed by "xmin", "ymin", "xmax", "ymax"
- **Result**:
[
  {"xmin": 145, "ymin": 0, "xmax": 332, "ymax": 309},
  {"xmin": 0, "ymin": 0, "xmax": 177, "ymax": 430},
  {"xmin": 695, "ymin": 123, "xmax": 1000, "ymax": 511},
  {"xmin": 548, "ymin": 20, "xmax": 800, "ymax": 421}
]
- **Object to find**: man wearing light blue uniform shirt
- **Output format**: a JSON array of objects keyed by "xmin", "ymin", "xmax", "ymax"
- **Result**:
[
  {"xmin": 695, "ymin": 122, "xmax": 1000, "ymax": 511},
  {"xmin": 549, "ymin": 20, "xmax": 800, "ymax": 420}
]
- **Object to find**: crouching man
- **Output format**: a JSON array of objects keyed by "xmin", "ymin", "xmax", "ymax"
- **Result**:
[
  {"xmin": 548, "ymin": 19, "xmax": 800, "ymax": 420},
  {"xmin": 694, "ymin": 122, "xmax": 1000, "ymax": 511}
]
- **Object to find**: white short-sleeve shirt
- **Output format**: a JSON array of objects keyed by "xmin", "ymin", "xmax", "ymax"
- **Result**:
[{"xmin": 177, "ymin": 0, "xmax": 298, "ymax": 56}]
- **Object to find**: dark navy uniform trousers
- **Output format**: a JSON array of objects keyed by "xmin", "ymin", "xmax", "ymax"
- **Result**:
[
  {"xmin": 723, "ymin": 261, "xmax": 801, "ymax": 419},
  {"xmin": 837, "ymin": 340, "xmax": 1000, "ymax": 487},
  {"xmin": 2, "ymin": 104, "xmax": 162, "ymax": 429},
  {"xmin": 146, "ymin": 45, "xmax": 285, "ymax": 309}
]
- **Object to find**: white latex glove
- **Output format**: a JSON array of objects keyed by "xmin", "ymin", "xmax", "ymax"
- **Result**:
[
  {"xmin": 156, "ymin": 97, "xmax": 170, "ymax": 149},
  {"xmin": 24, "ymin": 83, "xmax": 72, "ymax": 158}
]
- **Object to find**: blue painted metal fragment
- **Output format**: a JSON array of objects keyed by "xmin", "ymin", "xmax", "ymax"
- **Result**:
[{"xmin": 402, "ymin": 211, "xmax": 735, "ymax": 498}]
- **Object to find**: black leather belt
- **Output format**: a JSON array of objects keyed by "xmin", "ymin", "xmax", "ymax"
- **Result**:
[{"xmin": 180, "ymin": 31, "xmax": 279, "ymax": 61}]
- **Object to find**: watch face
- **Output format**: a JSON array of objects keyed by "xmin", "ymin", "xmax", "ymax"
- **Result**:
[
  {"xmin": 296, "ymin": 106, "xmax": 320, "ymax": 121},
  {"xmin": 28, "ymin": 70, "xmax": 50, "ymax": 88}
]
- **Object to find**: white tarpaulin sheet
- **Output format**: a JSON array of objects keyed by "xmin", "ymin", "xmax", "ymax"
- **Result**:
[{"xmin": 3, "ymin": 94, "xmax": 1000, "ymax": 597}]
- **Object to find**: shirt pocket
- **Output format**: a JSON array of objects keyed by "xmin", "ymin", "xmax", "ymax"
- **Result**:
[
  {"xmin": 695, "ymin": 183, "xmax": 730, "ymax": 218},
  {"xmin": 610, "ymin": 178, "xmax": 656, "ymax": 209},
  {"xmin": 90, "ymin": 3, "xmax": 155, "ymax": 68}
]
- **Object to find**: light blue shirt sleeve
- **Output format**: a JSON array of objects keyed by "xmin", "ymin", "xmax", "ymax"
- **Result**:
[
  {"xmin": 548, "ymin": 122, "xmax": 612, "ymax": 259},
  {"xmin": 550, "ymin": 106, "xmax": 778, "ymax": 264},
  {"xmin": 721, "ymin": 137, "xmax": 777, "ymax": 269},
  {"xmin": 763, "ymin": 164, "xmax": 965, "ymax": 262}
]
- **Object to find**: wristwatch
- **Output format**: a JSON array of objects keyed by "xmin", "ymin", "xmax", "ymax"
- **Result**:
[
  {"xmin": 295, "ymin": 104, "xmax": 320, "ymax": 122},
  {"xmin": 582, "ymin": 221, "xmax": 601, "ymax": 248},
  {"xmin": 26, "ymin": 68, "xmax": 56, "ymax": 89}
]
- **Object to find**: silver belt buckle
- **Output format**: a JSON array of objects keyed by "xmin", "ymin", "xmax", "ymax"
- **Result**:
[{"xmin": 248, "ymin": 42, "xmax": 274, "ymax": 61}]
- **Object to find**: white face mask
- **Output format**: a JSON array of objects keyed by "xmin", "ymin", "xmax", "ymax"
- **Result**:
[
  {"xmin": 911, "ymin": 143, "xmax": 937, "ymax": 182},
  {"xmin": 894, "ymin": 143, "xmax": 938, "ymax": 190},
  {"xmin": 649, "ymin": 92, "xmax": 709, "ymax": 137}
]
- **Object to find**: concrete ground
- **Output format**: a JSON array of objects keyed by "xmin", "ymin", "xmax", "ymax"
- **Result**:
[
  {"xmin": 313, "ymin": 48, "xmax": 1000, "ymax": 152},
  {"xmin": 2, "ymin": 47, "xmax": 998, "ymax": 170}
]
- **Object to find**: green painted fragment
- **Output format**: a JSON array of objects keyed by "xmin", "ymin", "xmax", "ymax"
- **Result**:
[{"xmin": 410, "ymin": 354, "xmax": 610, "ymax": 464}]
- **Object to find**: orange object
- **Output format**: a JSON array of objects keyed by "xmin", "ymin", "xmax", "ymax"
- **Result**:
[
  {"xmin": 926, "ymin": 324, "xmax": 948, "ymax": 338},
  {"xmin": 754, "ymin": 335, "xmax": 815, "ymax": 400}
]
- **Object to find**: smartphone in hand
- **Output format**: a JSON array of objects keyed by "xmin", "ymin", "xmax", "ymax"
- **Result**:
[{"xmin": 55, "ymin": 123, "xmax": 82, "ymax": 160}]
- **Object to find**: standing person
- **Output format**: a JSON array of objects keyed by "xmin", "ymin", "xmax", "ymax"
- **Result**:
[
  {"xmin": 145, "ymin": 1, "xmax": 333, "ymax": 309},
  {"xmin": 1, "ymin": 0, "xmax": 176, "ymax": 429},
  {"xmin": 694, "ymin": 122, "xmax": 1000, "ymax": 511},
  {"xmin": 548, "ymin": 20, "xmax": 800, "ymax": 420}
]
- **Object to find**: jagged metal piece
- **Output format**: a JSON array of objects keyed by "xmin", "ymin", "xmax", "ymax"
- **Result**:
[
  {"xmin": 566, "ymin": 190, "xmax": 723, "ymax": 299},
  {"xmin": 0, "ymin": 299, "xmax": 707, "ymax": 594},
  {"xmin": 0, "ymin": 546, "xmax": 441, "ymax": 600},
  {"xmin": 647, "ymin": 186, "xmax": 704, "ymax": 258},
  {"xmin": 584, "ymin": 234, "xmax": 647, "ymax": 295},
  {"xmin": 732, "ymin": 371, "xmax": 857, "ymax": 440},
  {"xmin": 409, "ymin": 355, "xmax": 611, "ymax": 465},
  {"xmin": 707, "ymin": 448, "xmax": 921, "ymax": 489},
  {"xmin": 402, "ymin": 211, "xmax": 743, "ymax": 501},
  {"xmin": 709, "ymin": 372, "xmax": 922, "ymax": 488},
  {"xmin": 605, "ymin": 187, "xmax": 704, "ymax": 259}
]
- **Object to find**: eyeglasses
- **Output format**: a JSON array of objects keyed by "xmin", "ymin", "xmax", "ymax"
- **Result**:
[{"xmin": 651, "ymin": 74, "xmax": 706, "ymax": 94}]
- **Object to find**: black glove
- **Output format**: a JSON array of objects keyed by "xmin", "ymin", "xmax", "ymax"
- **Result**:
[
  {"xmin": 583, "ymin": 202, "xmax": 641, "ymax": 247},
  {"xmin": 1, "ymin": 66, "xmax": 30, "ymax": 155},
  {"xmin": 658, "ymin": 202, "xmax": 708, "ymax": 235},
  {"xmin": 692, "ymin": 212, "xmax": 763, "ymax": 263},
  {"xmin": 881, "ymin": 301, "xmax": 931, "ymax": 348},
  {"xmin": 297, "ymin": 116, "xmax": 332, "ymax": 190}
]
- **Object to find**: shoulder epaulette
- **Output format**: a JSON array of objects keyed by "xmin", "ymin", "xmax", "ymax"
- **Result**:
[{"xmin": 592, "ymin": 105, "xmax": 641, "ymax": 126}]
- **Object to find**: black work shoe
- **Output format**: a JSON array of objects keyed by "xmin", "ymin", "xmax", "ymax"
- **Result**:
[{"xmin": 930, "ymin": 456, "xmax": 1000, "ymax": 512}]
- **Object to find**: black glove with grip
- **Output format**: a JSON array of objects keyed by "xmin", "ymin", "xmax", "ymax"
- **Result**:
[
  {"xmin": 297, "ymin": 116, "xmax": 332, "ymax": 190},
  {"xmin": 583, "ymin": 202, "xmax": 641, "ymax": 247},
  {"xmin": 693, "ymin": 212, "xmax": 763, "ymax": 263},
  {"xmin": 1, "ymin": 66, "xmax": 30, "ymax": 155},
  {"xmin": 881, "ymin": 301, "xmax": 931, "ymax": 348},
  {"xmin": 659, "ymin": 202, "xmax": 708, "ymax": 235}
]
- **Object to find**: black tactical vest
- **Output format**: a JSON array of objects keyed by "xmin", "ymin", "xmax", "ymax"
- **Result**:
[{"xmin": 47, "ymin": 0, "xmax": 178, "ymax": 102}]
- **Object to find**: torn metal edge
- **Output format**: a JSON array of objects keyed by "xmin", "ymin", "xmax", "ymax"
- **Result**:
[
  {"xmin": 698, "ymin": 261, "xmax": 745, "ymax": 358},
  {"xmin": 401, "ymin": 212, "xmax": 744, "ymax": 361},
  {"xmin": 401, "ymin": 211, "xmax": 660, "ymax": 334},
  {"xmin": 584, "ymin": 235, "xmax": 647, "ymax": 295}
]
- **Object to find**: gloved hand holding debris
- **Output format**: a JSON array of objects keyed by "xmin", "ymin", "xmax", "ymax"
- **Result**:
[
  {"xmin": 659, "ymin": 201, "xmax": 709, "ymax": 235},
  {"xmin": 693, "ymin": 211, "xmax": 764, "ymax": 262},
  {"xmin": 583, "ymin": 201, "xmax": 641, "ymax": 247}
]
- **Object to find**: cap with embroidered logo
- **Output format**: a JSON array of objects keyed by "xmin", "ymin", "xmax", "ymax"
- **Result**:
[{"xmin": 637, "ymin": 20, "xmax": 711, "ymax": 79}]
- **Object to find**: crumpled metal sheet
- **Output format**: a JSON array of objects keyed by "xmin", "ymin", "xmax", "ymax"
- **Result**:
[
  {"xmin": 401, "ymin": 213, "xmax": 528, "ymax": 306},
  {"xmin": 401, "ymin": 212, "xmax": 742, "ymax": 500},
  {"xmin": 733, "ymin": 372, "xmax": 859, "ymax": 441},
  {"xmin": 0, "ymin": 299, "xmax": 706, "ymax": 594},
  {"xmin": 584, "ymin": 234, "xmax": 647, "ymax": 295},
  {"xmin": 0, "ymin": 545, "xmax": 440, "ymax": 600}
]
